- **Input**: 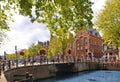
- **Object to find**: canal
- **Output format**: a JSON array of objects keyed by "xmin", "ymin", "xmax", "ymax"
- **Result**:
[{"xmin": 36, "ymin": 70, "xmax": 120, "ymax": 82}]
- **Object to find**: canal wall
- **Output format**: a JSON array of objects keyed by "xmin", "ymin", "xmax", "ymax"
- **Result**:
[
  {"xmin": 4, "ymin": 64, "xmax": 56, "ymax": 82},
  {"xmin": 73, "ymin": 62, "xmax": 99, "ymax": 72},
  {"xmin": 99, "ymin": 63, "xmax": 120, "ymax": 71},
  {"xmin": 4, "ymin": 62, "xmax": 99, "ymax": 82}
]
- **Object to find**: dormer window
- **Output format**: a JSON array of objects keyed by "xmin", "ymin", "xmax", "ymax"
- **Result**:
[
  {"xmin": 89, "ymin": 31, "xmax": 92, "ymax": 34},
  {"xmin": 95, "ymin": 33, "xmax": 98, "ymax": 36}
]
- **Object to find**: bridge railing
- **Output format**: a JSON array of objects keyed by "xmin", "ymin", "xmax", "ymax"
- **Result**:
[
  {"xmin": 1, "ymin": 56, "xmax": 77, "ymax": 71},
  {"xmin": 1, "ymin": 56, "xmax": 106, "ymax": 71}
]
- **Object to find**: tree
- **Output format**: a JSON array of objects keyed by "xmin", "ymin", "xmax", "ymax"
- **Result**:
[
  {"xmin": 39, "ymin": 48, "xmax": 46, "ymax": 55},
  {"xmin": 0, "ymin": 1, "xmax": 10, "ymax": 30},
  {"xmin": 0, "ymin": 30, "xmax": 6, "ymax": 46},
  {"xmin": 36, "ymin": 43, "xmax": 42, "ymax": 55},
  {"xmin": 22, "ymin": 49, "xmax": 29, "ymax": 58},
  {"xmin": 19, "ymin": 43, "xmax": 42, "ymax": 58},
  {"xmin": 27, "ymin": 43, "xmax": 42, "ymax": 56},
  {"xmin": 0, "ymin": 1, "xmax": 11, "ymax": 46},
  {"xmin": 1, "ymin": 0, "xmax": 93, "ymax": 57},
  {"xmin": 95, "ymin": 0, "xmax": 120, "ymax": 60},
  {"xmin": 1, "ymin": 0, "xmax": 93, "ymax": 35},
  {"xmin": 95, "ymin": 0, "xmax": 120, "ymax": 47},
  {"xmin": 48, "ymin": 36, "xmax": 62, "ymax": 58},
  {"xmin": 48, "ymin": 28, "xmax": 74, "ymax": 58},
  {"xmin": 28, "ymin": 43, "xmax": 36, "ymax": 57},
  {"xmin": 57, "ymin": 28, "xmax": 74, "ymax": 55},
  {"xmin": 6, "ymin": 53, "xmax": 16, "ymax": 60}
]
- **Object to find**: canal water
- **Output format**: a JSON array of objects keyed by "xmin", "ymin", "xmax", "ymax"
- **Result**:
[{"xmin": 36, "ymin": 70, "xmax": 120, "ymax": 82}]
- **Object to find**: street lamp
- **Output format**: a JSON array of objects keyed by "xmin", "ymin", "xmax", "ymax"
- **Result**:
[
  {"xmin": 67, "ymin": 49, "xmax": 71, "ymax": 62},
  {"xmin": 15, "ymin": 45, "xmax": 18, "ymax": 68}
]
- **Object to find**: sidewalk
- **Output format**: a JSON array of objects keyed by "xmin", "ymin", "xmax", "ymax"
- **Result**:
[{"xmin": 0, "ymin": 72, "xmax": 7, "ymax": 82}]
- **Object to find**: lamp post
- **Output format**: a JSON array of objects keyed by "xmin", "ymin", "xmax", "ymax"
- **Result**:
[
  {"xmin": 67, "ymin": 49, "xmax": 71, "ymax": 62},
  {"xmin": 15, "ymin": 45, "xmax": 18, "ymax": 68}
]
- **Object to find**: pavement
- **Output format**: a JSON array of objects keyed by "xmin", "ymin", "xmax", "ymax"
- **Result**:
[{"xmin": 0, "ymin": 72, "xmax": 8, "ymax": 82}]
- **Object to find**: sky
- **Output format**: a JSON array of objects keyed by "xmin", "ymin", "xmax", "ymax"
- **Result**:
[{"xmin": 0, "ymin": 0, "xmax": 106, "ymax": 55}]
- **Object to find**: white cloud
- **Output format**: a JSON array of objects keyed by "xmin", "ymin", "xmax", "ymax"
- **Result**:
[
  {"xmin": 91, "ymin": 0, "xmax": 106, "ymax": 21},
  {"xmin": 91, "ymin": 0, "xmax": 106, "ymax": 12},
  {"xmin": 0, "ymin": 15, "xmax": 50, "ymax": 55}
]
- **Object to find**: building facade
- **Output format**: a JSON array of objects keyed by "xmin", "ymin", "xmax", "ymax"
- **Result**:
[
  {"xmin": 103, "ymin": 44, "xmax": 119, "ymax": 62},
  {"xmin": 72, "ymin": 28, "xmax": 103, "ymax": 62}
]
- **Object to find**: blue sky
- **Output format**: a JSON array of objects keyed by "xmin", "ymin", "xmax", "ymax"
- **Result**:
[{"xmin": 0, "ymin": 0, "xmax": 106, "ymax": 55}]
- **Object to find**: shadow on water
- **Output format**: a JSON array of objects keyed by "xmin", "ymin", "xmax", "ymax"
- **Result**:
[
  {"xmin": 55, "ymin": 71, "xmax": 90, "ymax": 80},
  {"xmin": 36, "ymin": 71, "xmax": 95, "ymax": 82},
  {"xmin": 35, "ymin": 70, "xmax": 120, "ymax": 82}
]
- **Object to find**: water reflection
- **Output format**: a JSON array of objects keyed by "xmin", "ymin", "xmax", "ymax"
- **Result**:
[
  {"xmin": 87, "ymin": 78, "xmax": 96, "ymax": 81},
  {"xmin": 36, "ymin": 71, "xmax": 120, "ymax": 82}
]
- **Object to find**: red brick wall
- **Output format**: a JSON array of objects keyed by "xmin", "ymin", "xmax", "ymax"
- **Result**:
[{"xmin": 72, "ymin": 29, "xmax": 103, "ymax": 61}]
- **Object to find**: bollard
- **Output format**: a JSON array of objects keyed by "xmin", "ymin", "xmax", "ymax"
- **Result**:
[
  {"xmin": 24, "ymin": 59, "xmax": 26, "ymax": 66},
  {"xmin": 26, "ymin": 72, "xmax": 29, "ymax": 79},
  {"xmin": 29, "ymin": 74, "xmax": 33, "ymax": 82},
  {"xmin": 47, "ymin": 58, "xmax": 48, "ymax": 64},
  {"xmin": 15, "ymin": 81, "xmax": 19, "ymax": 82}
]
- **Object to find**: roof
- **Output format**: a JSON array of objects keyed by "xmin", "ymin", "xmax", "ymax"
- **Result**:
[{"xmin": 86, "ymin": 28, "xmax": 101, "ymax": 37}]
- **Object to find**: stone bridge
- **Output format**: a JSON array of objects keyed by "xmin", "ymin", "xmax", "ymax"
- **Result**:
[{"xmin": 4, "ymin": 62, "xmax": 99, "ymax": 82}]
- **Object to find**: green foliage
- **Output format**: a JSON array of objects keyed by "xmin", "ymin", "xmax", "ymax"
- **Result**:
[
  {"xmin": 27, "ymin": 43, "xmax": 42, "ymax": 57},
  {"xmin": 19, "ymin": 43, "xmax": 42, "ymax": 58},
  {"xmin": 6, "ymin": 53, "xmax": 16, "ymax": 60},
  {"xmin": 48, "ymin": 36, "xmax": 62, "ymax": 58},
  {"xmin": 95, "ymin": 0, "xmax": 120, "ymax": 47},
  {"xmin": 0, "ymin": 0, "xmax": 93, "ymax": 57},
  {"xmin": 48, "ymin": 28, "xmax": 74, "ymax": 58},
  {"xmin": 0, "ymin": 0, "xmax": 12, "ymax": 46},
  {"xmin": 34, "ymin": 0, "xmax": 93, "ymax": 35},
  {"xmin": 18, "ymin": 0, "xmax": 33, "ymax": 17},
  {"xmin": 0, "ymin": 30, "xmax": 7, "ymax": 46},
  {"xmin": 28, "ymin": 43, "xmax": 36, "ymax": 56},
  {"xmin": 0, "ymin": 2, "xmax": 9, "ymax": 30},
  {"xmin": 39, "ymin": 48, "xmax": 46, "ymax": 55},
  {"xmin": 36, "ymin": 43, "xmax": 42, "ymax": 53},
  {"xmin": 22, "ymin": 49, "xmax": 29, "ymax": 58},
  {"xmin": 2, "ymin": 0, "xmax": 93, "ymax": 34}
]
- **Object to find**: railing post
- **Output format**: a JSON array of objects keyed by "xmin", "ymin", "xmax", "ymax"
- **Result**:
[
  {"xmin": 47, "ymin": 58, "xmax": 48, "ymax": 64},
  {"xmin": 26, "ymin": 72, "xmax": 29, "ymax": 79},
  {"xmin": 15, "ymin": 45, "xmax": 18, "ymax": 68},
  {"xmin": 24, "ymin": 59, "xmax": 26, "ymax": 66},
  {"xmin": 29, "ymin": 74, "xmax": 33, "ymax": 82},
  {"xmin": 58, "ymin": 56, "xmax": 59, "ymax": 63}
]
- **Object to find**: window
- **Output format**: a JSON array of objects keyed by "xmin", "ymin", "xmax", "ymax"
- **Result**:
[
  {"xmin": 85, "ymin": 46, "xmax": 88, "ymax": 49},
  {"xmin": 80, "ymin": 39, "xmax": 83, "ymax": 45},
  {"xmin": 85, "ymin": 38, "xmax": 87, "ymax": 43},
  {"xmin": 81, "ymin": 47, "xmax": 83, "ymax": 50},
  {"xmin": 90, "ymin": 31, "xmax": 92, "ymax": 34},
  {"xmin": 95, "ymin": 33, "xmax": 98, "ymax": 36}
]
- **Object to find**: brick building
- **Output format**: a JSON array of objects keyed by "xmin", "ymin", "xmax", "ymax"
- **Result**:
[
  {"xmin": 37, "ymin": 28, "xmax": 103, "ymax": 62},
  {"xmin": 72, "ymin": 28, "xmax": 103, "ymax": 62},
  {"xmin": 103, "ymin": 44, "xmax": 119, "ymax": 62}
]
